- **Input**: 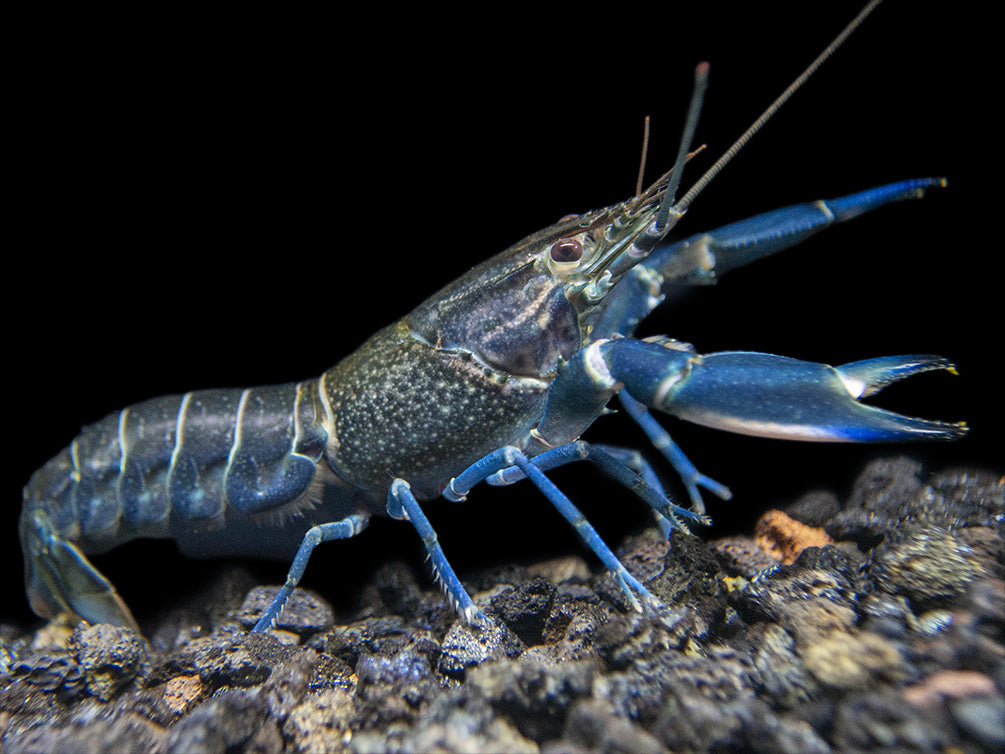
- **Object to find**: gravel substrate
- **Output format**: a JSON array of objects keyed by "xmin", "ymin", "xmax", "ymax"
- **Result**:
[{"xmin": 2, "ymin": 457, "xmax": 1002, "ymax": 753}]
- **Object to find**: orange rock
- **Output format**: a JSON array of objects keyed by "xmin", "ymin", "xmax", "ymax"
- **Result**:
[
  {"xmin": 903, "ymin": 670, "xmax": 997, "ymax": 708},
  {"xmin": 754, "ymin": 509, "xmax": 834, "ymax": 564},
  {"xmin": 163, "ymin": 674, "xmax": 203, "ymax": 715}
]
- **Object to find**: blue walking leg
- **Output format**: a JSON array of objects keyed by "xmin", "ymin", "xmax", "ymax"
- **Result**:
[
  {"xmin": 592, "ymin": 444, "xmax": 696, "ymax": 539},
  {"xmin": 387, "ymin": 479, "xmax": 483, "ymax": 623},
  {"xmin": 488, "ymin": 442, "xmax": 689, "ymax": 538},
  {"xmin": 447, "ymin": 446, "xmax": 660, "ymax": 612},
  {"xmin": 617, "ymin": 390, "xmax": 732, "ymax": 514},
  {"xmin": 253, "ymin": 513, "xmax": 369, "ymax": 632},
  {"xmin": 478, "ymin": 441, "xmax": 707, "ymax": 532}
]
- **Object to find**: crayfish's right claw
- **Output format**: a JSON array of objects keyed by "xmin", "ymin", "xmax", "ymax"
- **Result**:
[
  {"xmin": 659, "ymin": 352, "xmax": 969, "ymax": 443},
  {"xmin": 20, "ymin": 510, "xmax": 138, "ymax": 631}
]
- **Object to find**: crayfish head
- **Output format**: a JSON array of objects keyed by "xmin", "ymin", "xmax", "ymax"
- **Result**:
[{"xmin": 406, "ymin": 196, "xmax": 666, "ymax": 380}]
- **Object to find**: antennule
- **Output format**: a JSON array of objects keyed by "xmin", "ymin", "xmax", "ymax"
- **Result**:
[
  {"xmin": 635, "ymin": 116, "xmax": 651, "ymax": 197},
  {"xmin": 656, "ymin": 62, "xmax": 709, "ymax": 231}
]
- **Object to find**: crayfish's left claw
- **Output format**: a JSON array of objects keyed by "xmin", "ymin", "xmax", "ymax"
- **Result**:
[{"xmin": 657, "ymin": 352, "xmax": 968, "ymax": 443}]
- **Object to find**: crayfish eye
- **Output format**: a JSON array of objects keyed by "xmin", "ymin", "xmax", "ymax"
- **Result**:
[{"xmin": 550, "ymin": 238, "xmax": 583, "ymax": 263}]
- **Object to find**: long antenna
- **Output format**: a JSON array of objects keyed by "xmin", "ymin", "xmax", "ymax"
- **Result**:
[
  {"xmin": 673, "ymin": 0, "xmax": 884, "ymax": 215},
  {"xmin": 623, "ymin": 0, "xmax": 884, "ymax": 266}
]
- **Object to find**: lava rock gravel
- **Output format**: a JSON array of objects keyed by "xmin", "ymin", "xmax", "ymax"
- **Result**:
[{"xmin": 2, "ymin": 458, "xmax": 1002, "ymax": 753}]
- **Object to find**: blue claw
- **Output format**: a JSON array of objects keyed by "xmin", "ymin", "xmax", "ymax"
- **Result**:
[
  {"xmin": 651, "ymin": 178, "xmax": 947, "ymax": 285},
  {"xmin": 641, "ymin": 350, "xmax": 968, "ymax": 443},
  {"xmin": 594, "ymin": 179, "xmax": 948, "ymax": 339},
  {"xmin": 538, "ymin": 341, "xmax": 966, "ymax": 487}
]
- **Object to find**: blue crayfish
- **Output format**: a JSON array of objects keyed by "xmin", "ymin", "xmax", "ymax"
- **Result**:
[{"xmin": 19, "ymin": 1, "xmax": 968, "ymax": 632}]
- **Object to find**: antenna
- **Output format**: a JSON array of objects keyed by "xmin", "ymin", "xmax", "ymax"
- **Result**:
[
  {"xmin": 674, "ymin": 0, "xmax": 884, "ymax": 215},
  {"xmin": 649, "ymin": 0, "xmax": 885, "ymax": 236}
]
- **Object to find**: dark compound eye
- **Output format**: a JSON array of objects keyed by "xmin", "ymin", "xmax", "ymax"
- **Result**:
[{"xmin": 550, "ymin": 238, "xmax": 583, "ymax": 263}]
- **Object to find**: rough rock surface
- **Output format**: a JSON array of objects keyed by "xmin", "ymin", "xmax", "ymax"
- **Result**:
[{"xmin": 2, "ymin": 458, "xmax": 1002, "ymax": 753}]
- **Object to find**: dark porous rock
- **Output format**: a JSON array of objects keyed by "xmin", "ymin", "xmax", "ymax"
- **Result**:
[
  {"xmin": 630, "ymin": 529, "xmax": 722, "ymax": 606},
  {"xmin": 966, "ymin": 576, "xmax": 1005, "ymax": 630},
  {"xmin": 592, "ymin": 669, "xmax": 672, "ymax": 727},
  {"xmin": 868, "ymin": 525, "xmax": 991, "ymax": 610},
  {"xmin": 746, "ymin": 713, "xmax": 833, "ymax": 754},
  {"xmin": 379, "ymin": 689, "xmax": 538, "ymax": 754},
  {"xmin": 752, "ymin": 623, "xmax": 819, "ymax": 708},
  {"xmin": 355, "ymin": 641, "xmax": 441, "ymax": 721},
  {"xmin": 592, "ymin": 645, "xmax": 760, "ymax": 740},
  {"xmin": 282, "ymin": 688, "xmax": 355, "ymax": 753},
  {"xmin": 592, "ymin": 609, "xmax": 687, "ymax": 669},
  {"xmin": 369, "ymin": 559, "xmax": 426, "ymax": 617},
  {"xmin": 488, "ymin": 577, "xmax": 557, "ymax": 646},
  {"xmin": 521, "ymin": 601, "xmax": 606, "ymax": 665},
  {"xmin": 923, "ymin": 467, "xmax": 1005, "ymax": 531},
  {"xmin": 321, "ymin": 615, "xmax": 410, "ymax": 666},
  {"xmin": 237, "ymin": 586, "xmax": 334, "ymax": 637},
  {"xmin": 832, "ymin": 688, "xmax": 956, "ymax": 752},
  {"xmin": 68, "ymin": 622, "xmax": 148, "ymax": 702},
  {"xmin": 562, "ymin": 698, "xmax": 668, "ymax": 754},
  {"xmin": 467, "ymin": 658, "xmax": 597, "ymax": 741},
  {"xmin": 791, "ymin": 543, "xmax": 867, "ymax": 594},
  {"xmin": 827, "ymin": 456, "xmax": 925, "ymax": 545},
  {"xmin": 653, "ymin": 689, "xmax": 748, "ymax": 753},
  {"xmin": 437, "ymin": 616, "xmax": 525, "ymax": 679},
  {"xmin": 258, "ymin": 644, "xmax": 329, "ymax": 718},
  {"xmin": 5, "ymin": 711, "xmax": 167, "ymax": 754},
  {"xmin": 166, "ymin": 688, "xmax": 278, "ymax": 754},
  {"xmin": 307, "ymin": 651, "xmax": 357, "ymax": 694},
  {"xmin": 658, "ymin": 691, "xmax": 834, "ymax": 754},
  {"xmin": 857, "ymin": 592, "xmax": 915, "ymax": 638},
  {"xmin": 730, "ymin": 563, "xmax": 858, "ymax": 646},
  {"xmin": 709, "ymin": 534, "xmax": 781, "ymax": 577},
  {"xmin": 650, "ymin": 646, "xmax": 758, "ymax": 704},
  {"xmin": 785, "ymin": 489, "xmax": 842, "ymax": 528},
  {"xmin": 5, "ymin": 649, "xmax": 85, "ymax": 705},
  {"xmin": 950, "ymin": 693, "xmax": 1005, "ymax": 749},
  {"xmin": 169, "ymin": 627, "xmax": 284, "ymax": 691},
  {"xmin": 830, "ymin": 459, "xmax": 1005, "ymax": 546},
  {"xmin": 802, "ymin": 629, "xmax": 908, "ymax": 691}
]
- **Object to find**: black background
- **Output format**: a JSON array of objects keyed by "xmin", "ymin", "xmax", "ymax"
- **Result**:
[{"xmin": 6, "ymin": 5, "xmax": 998, "ymax": 628}]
